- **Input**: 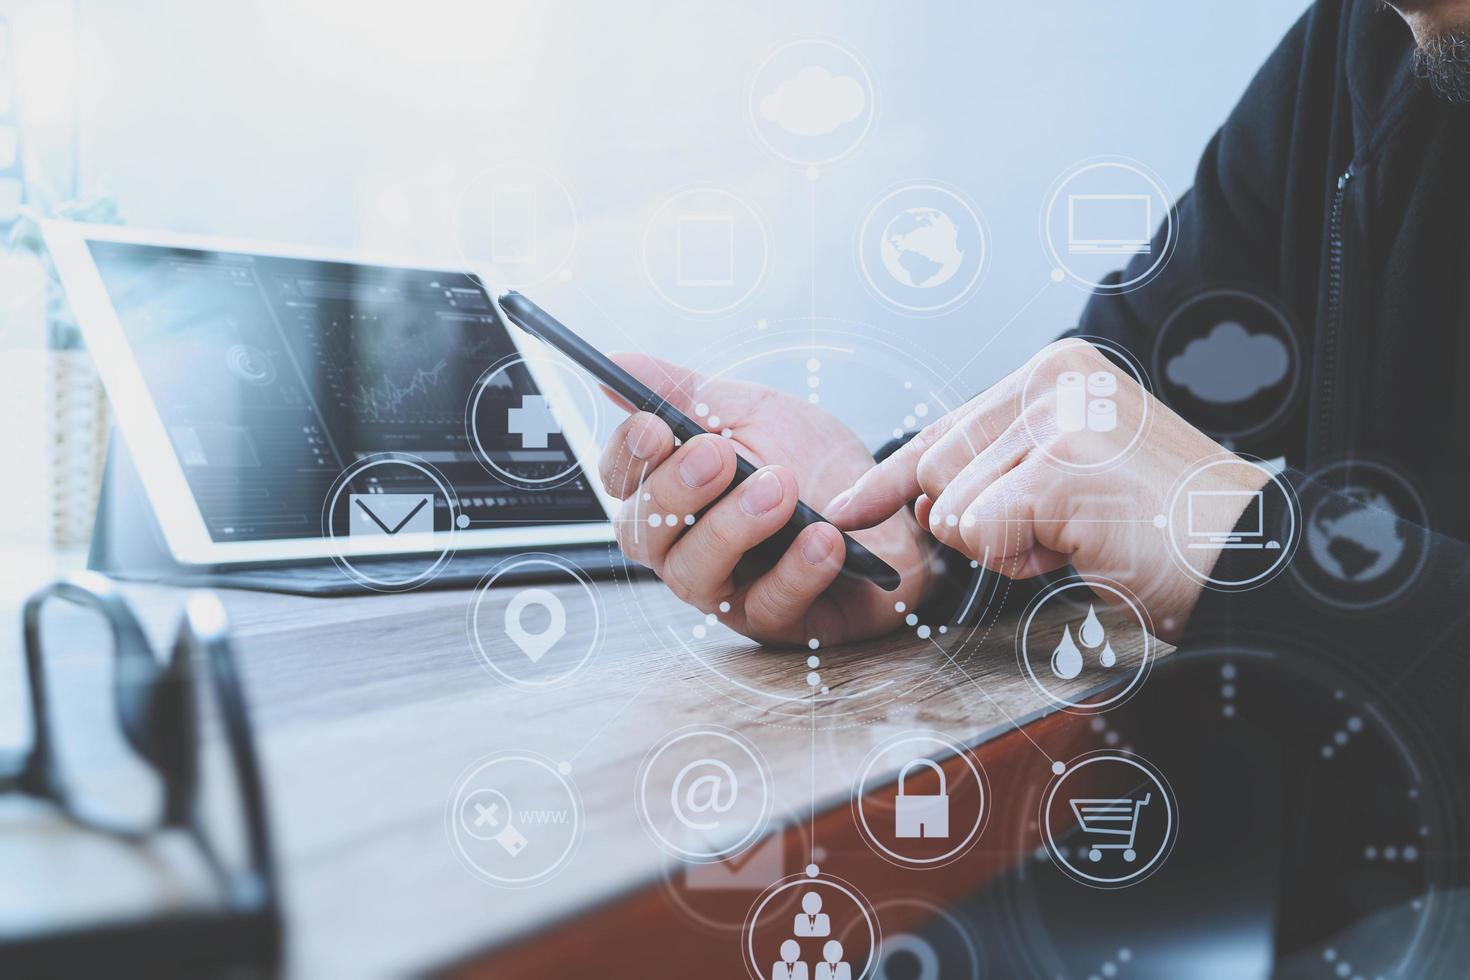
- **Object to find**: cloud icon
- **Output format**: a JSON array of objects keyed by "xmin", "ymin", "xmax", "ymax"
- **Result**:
[
  {"xmin": 1166, "ymin": 321, "xmax": 1290, "ymax": 403},
  {"xmin": 758, "ymin": 65, "xmax": 866, "ymax": 137}
]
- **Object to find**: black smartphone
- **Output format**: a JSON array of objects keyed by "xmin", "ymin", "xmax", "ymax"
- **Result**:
[{"xmin": 494, "ymin": 289, "xmax": 901, "ymax": 592}]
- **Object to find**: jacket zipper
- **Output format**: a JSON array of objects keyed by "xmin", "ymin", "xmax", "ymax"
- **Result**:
[{"xmin": 1317, "ymin": 166, "xmax": 1353, "ymax": 461}]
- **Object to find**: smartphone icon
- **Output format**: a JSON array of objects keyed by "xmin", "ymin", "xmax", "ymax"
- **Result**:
[{"xmin": 491, "ymin": 185, "xmax": 538, "ymax": 265}]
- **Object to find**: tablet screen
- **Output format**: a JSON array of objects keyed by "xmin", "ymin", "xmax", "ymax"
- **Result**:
[{"xmin": 85, "ymin": 240, "xmax": 607, "ymax": 543}]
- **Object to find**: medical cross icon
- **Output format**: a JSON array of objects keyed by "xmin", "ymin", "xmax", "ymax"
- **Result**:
[
  {"xmin": 506, "ymin": 395, "xmax": 561, "ymax": 449},
  {"xmin": 473, "ymin": 801, "xmax": 501, "ymax": 828}
]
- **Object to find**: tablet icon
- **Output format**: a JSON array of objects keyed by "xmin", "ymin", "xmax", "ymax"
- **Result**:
[
  {"xmin": 504, "ymin": 587, "xmax": 567, "ymax": 663},
  {"xmin": 349, "ymin": 493, "xmax": 434, "ymax": 536}
]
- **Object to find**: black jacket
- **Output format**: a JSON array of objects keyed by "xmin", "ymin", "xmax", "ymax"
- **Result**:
[{"xmin": 1080, "ymin": 0, "xmax": 1470, "ymax": 822}]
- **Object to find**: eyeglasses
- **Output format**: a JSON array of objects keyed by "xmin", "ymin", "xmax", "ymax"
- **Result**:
[{"xmin": 1, "ymin": 572, "xmax": 281, "ymax": 976}]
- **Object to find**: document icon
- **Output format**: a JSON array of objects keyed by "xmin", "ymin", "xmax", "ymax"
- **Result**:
[
  {"xmin": 349, "ymin": 493, "xmax": 435, "ymax": 536},
  {"xmin": 675, "ymin": 213, "xmax": 735, "ymax": 287}
]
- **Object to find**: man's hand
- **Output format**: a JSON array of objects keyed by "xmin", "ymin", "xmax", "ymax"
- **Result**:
[
  {"xmin": 827, "ymin": 339, "xmax": 1267, "ymax": 639},
  {"xmin": 598, "ymin": 354, "xmax": 931, "ymax": 647}
]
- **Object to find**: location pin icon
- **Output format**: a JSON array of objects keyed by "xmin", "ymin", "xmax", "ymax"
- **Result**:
[{"xmin": 504, "ymin": 588, "xmax": 567, "ymax": 663}]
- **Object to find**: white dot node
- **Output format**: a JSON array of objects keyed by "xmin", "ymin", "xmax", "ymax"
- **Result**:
[
  {"xmin": 721, "ymin": 428, "xmax": 734, "ymax": 438},
  {"xmin": 1051, "ymin": 761, "xmax": 1065, "ymax": 775},
  {"xmin": 694, "ymin": 402, "xmax": 709, "ymax": 417},
  {"xmin": 692, "ymin": 624, "xmax": 707, "ymax": 639},
  {"xmin": 1221, "ymin": 664, "xmax": 1237, "ymax": 679},
  {"xmin": 894, "ymin": 601, "xmax": 906, "ymax": 613},
  {"xmin": 1347, "ymin": 716, "xmax": 1363, "ymax": 732},
  {"xmin": 664, "ymin": 513, "xmax": 678, "ymax": 526},
  {"xmin": 1152, "ymin": 513, "xmax": 1167, "ymax": 529},
  {"xmin": 719, "ymin": 601, "xmax": 731, "ymax": 613},
  {"xmin": 944, "ymin": 513, "xmax": 958, "ymax": 527},
  {"xmin": 915, "ymin": 403, "xmax": 929, "ymax": 417},
  {"xmin": 807, "ymin": 671, "xmax": 820, "ymax": 687},
  {"xmin": 820, "ymin": 685, "xmax": 829, "ymax": 694},
  {"xmin": 807, "ymin": 655, "xmax": 819, "ymax": 668},
  {"xmin": 647, "ymin": 514, "xmax": 661, "ymax": 528},
  {"xmin": 557, "ymin": 761, "xmax": 572, "ymax": 775},
  {"xmin": 1102, "ymin": 965, "xmax": 1117, "ymax": 978},
  {"xmin": 903, "ymin": 415, "xmax": 917, "ymax": 428},
  {"xmin": 892, "ymin": 428, "xmax": 905, "ymax": 439},
  {"xmin": 756, "ymin": 318, "xmax": 768, "ymax": 330},
  {"xmin": 970, "ymin": 560, "xmax": 980, "ymax": 568},
  {"xmin": 903, "ymin": 380, "xmax": 913, "ymax": 390},
  {"xmin": 807, "ymin": 376, "xmax": 820, "ymax": 388},
  {"xmin": 805, "ymin": 165, "xmax": 819, "ymax": 181},
  {"xmin": 808, "ymin": 394, "xmax": 820, "ymax": 404},
  {"xmin": 1050, "ymin": 268, "xmax": 1065, "ymax": 282},
  {"xmin": 938, "ymin": 625, "xmax": 947, "ymax": 633},
  {"xmin": 1105, "ymin": 731, "xmax": 1120, "ymax": 746},
  {"xmin": 1223, "ymin": 705, "xmax": 1236, "ymax": 718},
  {"xmin": 806, "ymin": 358, "xmax": 820, "ymax": 372},
  {"xmin": 682, "ymin": 514, "xmax": 694, "ymax": 526},
  {"xmin": 805, "ymin": 863, "xmax": 819, "ymax": 877},
  {"xmin": 642, "ymin": 491, "xmax": 652, "ymax": 502},
  {"xmin": 706, "ymin": 415, "xmax": 720, "ymax": 428},
  {"xmin": 704, "ymin": 613, "xmax": 717, "ymax": 625},
  {"xmin": 1118, "ymin": 949, "xmax": 1132, "ymax": 963},
  {"xmin": 916, "ymin": 625, "xmax": 931, "ymax": 639},
  {"xmin": 905, "ymin": 613, "xmax": 918, "ymax": 627}
]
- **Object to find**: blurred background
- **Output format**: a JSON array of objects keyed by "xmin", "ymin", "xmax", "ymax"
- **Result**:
[{"xmin": 0, "ymin": 0, "xmax": 1308, "ymax": 568}]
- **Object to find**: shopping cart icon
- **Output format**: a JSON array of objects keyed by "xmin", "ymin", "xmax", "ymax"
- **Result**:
[{"xmin": 1070, "ymin": 793, "xmax": 1151, "ymax": 862}]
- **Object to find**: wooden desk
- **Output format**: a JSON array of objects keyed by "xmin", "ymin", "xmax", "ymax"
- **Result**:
[{"xmin": 0, "ymin": 575, "xmax": 1164, "ymax": 977}]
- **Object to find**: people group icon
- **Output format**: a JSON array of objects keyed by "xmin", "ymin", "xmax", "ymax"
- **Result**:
[{"xmin": 770, "ymin": 892, "xmax": 852, "ymax": 980}]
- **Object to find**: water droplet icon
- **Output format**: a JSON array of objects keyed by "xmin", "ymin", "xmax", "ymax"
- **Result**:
[
  {"xmin": 1079, "ymin": 604, "xmax": 1106, "ymax": 648},
  {"xmin": 1051, "ymin": 625, "xmax": 1083, "ymax": 679},
  {"xmin": 1099, "ymin": 640, "xmax": 1117, "ymax": 668}
]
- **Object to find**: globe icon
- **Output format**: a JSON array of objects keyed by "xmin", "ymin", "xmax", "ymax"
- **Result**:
[
  {"xmin": 879, "ymin": 207, "xmax": 965, "ymax": 289},
  {"xmin": 1306, "ymin": 486, "xmax": 1404, "ymax": 582}
]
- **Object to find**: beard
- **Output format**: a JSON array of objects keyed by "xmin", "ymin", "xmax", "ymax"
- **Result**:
[{"xmin": 1413, "ymin": 30, "xmax": 1470, "ymax": 102}]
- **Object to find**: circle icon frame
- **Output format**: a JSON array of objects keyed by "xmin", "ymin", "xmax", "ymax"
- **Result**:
[
  {"xmin": 742, "ymin": 871, "xmax": 881, "ymax": 980},
  {"xmin": 446, "ymin": 750, "xmax": 584, "ymax": 889},
  {"xmin": 1291, "ymin": 458, "xmax": 1431, "ymax": 611},
  {"xmin": 465, "ymin": 351, "xmax": 602, "ymax": 492},
  {"xmin": 1016, "ymin": 575, "xmax": 1154, "ymax": 714},
  {"xmin": 1152, "ymin": 287, "xmax": 1303, "ymax": 443},
  {"xmin": 641, "ymin": 183, "xmax": 771, "ymax": 317},
  {"xmin": 746, "ymin": 37, "xmax": 877, "ymax": 169},
  {"xmin": 452, "ymin": 160, "xmax": 579, "ymax": 288},
  {"xmin": 635, "ymin": 725, "xmax": 775, "ymax": 864},
  {"xmin": 855, "ymin": 179, "xmax": 990, "ymax": 317},
  {"xmin": 1040, "ymin": 750, "xmax": 1178, "ymax": 889},
  {"xmin": 467, "ymin": 552, "xmax": 604, "ymax": 688},
  {"xmin": 1017, "ymin": 336, "xmax": 1154, "ymax": 474},
  {"xmin": 320, "ymin": 452, "xmax": 461, "ymax": 592},
  {"xmin": 1040, "ymin": 156, "xmax": 1177, "ymax": 294},
  {"xmin": 1163, "ymin": 453, "xmax": 1301, "ymax": 592},
  {"xmin": 849, "ymin": 730, "xmax": 990, "ymax": 869}
]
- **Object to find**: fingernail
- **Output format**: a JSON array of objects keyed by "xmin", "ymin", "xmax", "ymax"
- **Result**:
[
  {"xmin": 678, "ymin": 439, "xmax": 723, "ymax": 488},
  {"xmin": 802, "ymin": 529, "xmax": 834, "ymax": 565},
  {"xmin": 741, "ymin": 470, "xmax": 784, "ymax": 516},
  {"xmin": 625, "ymin": 416, "xmax": 660, "ymax": 460},
  {"xmin": 826, "ymin": 490, "xmax": 853, "ymax": 517}
]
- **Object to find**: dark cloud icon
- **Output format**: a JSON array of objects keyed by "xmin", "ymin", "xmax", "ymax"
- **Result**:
[{"xmin": 1165, "ymin": 321, "xmax": 1288, "ymax": 403}]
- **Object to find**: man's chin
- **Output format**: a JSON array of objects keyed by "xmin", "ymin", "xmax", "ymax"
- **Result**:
[{"xmin": 1385, "ymin": 1, "xmax": 1470, "ymax": 102}]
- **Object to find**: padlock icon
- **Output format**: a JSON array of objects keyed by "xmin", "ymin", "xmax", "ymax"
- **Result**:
[{"xmin": 894, "ymin": 758, "xmax": 949, "ymax": 839}]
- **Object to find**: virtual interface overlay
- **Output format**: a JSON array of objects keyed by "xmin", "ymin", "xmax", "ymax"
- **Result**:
[{"xmin": 87, "ymin": 241, "xmax": 606, "ymax": 543}]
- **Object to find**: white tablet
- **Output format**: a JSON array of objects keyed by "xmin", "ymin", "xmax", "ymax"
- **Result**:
[{"xmin": 45, "ymin": 222, "xmax": 618, "ymax": 567}]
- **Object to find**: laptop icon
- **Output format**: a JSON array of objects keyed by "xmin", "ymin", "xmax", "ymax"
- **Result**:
[
  {"xmin": 1067, "ymin": 194, "xmax": 1152, "ymax": 255},
  {"xmin": 1186, "ymin": 489, "xmax": 1279, "ymax": 550}
]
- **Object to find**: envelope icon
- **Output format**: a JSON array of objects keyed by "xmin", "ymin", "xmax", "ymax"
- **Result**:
[
  {"xmin": 682, "ymin": 831, "xmax": 784, "ymax": 891},
  {"xmin": 349, "ymin": 493, "xmax": 435, "ymax": 536}
]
